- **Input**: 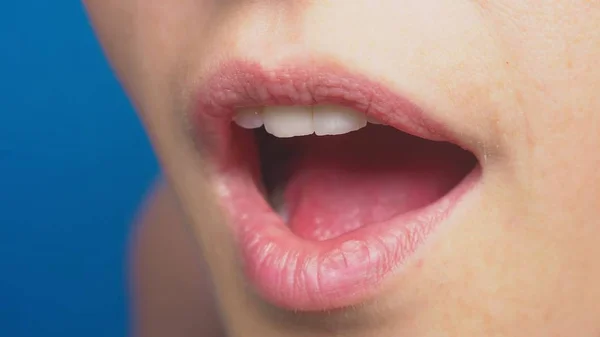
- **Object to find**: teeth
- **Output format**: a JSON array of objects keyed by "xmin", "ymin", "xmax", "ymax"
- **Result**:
[
  {"xmin": 233, "ymin": 105, "xmax": 380, "ymax": 138},
  {"xmin": 313, "ymin": 105, "xmax": 367, "ymax": 136},
  {"xmin": 263, "ymin": 106, "xmax": 314, "ymax": 138},
  {"xmin": 233, "ymin": 107, "xmax": 264, "ymax": 129},
  {"xmin": 367, "ymin": 116, "xmax": 384, "ymax": 125}
]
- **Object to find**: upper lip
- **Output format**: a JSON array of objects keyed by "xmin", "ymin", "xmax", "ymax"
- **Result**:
[
  {"xmin": 189, "ymin": 58, "xmax": 480, "ymax": 311},
  {"xmin": 192, "ymin": 60, "xmax": 466, "ymax": 159}
]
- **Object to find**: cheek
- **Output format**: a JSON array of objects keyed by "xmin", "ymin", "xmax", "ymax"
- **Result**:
[
  {"xmin": 84, "ymin": 0, "xmax": 141, "ymax": 96},
  {"xmin": 85, "ymin": 0, "xmax": 216, "ymax": 107},
  {"xmin": 472, "ymin": 0, "xmax": 600, "ymax": 211}
]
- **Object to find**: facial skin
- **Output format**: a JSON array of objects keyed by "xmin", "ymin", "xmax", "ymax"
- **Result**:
[{"xmin": 84, "ymin": 1, "xmax": 600, "ymax": 336}]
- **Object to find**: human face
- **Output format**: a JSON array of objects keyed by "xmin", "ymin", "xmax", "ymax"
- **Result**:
[{"xmin": 84, "ymin": 1, "xmax": 600, "ymax": 336}]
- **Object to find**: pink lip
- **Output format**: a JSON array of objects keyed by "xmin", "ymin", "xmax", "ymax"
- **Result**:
[{"xmin": 191, "ymin": 60, "xmax": 480, "ymax": 311}]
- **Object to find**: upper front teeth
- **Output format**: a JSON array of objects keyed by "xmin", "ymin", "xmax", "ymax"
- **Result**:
[
  {"xmin": 233, "ymin": 105, "xmax": 380, "ymax": 138},
  {"xmin": 263, "ymin": 106, "xmax": 314, "ymax": 138},
  {"xmin": 313, "ymin": 105, "xmax": 367, "ymax": 136}
]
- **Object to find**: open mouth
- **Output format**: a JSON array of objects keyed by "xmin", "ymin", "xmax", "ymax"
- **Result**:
[
  {"xmin": 236, "ymin": 107, "xmax": 477, "ymax": 242},
  {"xmin": 192, "ymin": 61, "xmax": 481, "ymax": 312}
]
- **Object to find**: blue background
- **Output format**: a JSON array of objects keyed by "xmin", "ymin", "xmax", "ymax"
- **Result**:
[{"xmin": 1, "ymin": 2, "xmax": 158, "ymax": 336}]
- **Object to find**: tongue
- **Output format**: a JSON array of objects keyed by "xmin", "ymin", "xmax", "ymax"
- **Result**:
[{"xmin": 282, "ymin": 128, "xmax": 473, "ymax": 241}]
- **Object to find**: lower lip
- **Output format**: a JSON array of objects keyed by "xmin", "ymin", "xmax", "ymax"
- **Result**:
[
  {"xmin": 217, "ymin": 164, "xmax": 480, "ymax": 311},
  {"xmin": 194, "ymin": 61, "xmax": 481, "ymax": 311}
]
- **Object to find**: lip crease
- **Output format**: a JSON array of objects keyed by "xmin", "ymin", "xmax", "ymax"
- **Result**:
[{"xmin": 190, "ymin": 60, "xmax": 481, "ymax": 311}]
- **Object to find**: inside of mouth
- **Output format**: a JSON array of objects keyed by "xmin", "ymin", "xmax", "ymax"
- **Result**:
[{"xmin": 251, "ymin": 124, "xmax": 477, "ymax": 241}]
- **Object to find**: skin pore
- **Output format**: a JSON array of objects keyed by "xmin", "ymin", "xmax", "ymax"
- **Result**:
[{"xmin": 85, "ymin": 1, "xmax": 600, "ymax": 336}]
